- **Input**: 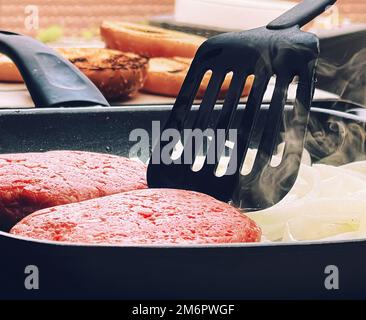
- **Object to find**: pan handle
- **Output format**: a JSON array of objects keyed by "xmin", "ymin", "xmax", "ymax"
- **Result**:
[
  {"xmin": 267, "ymin": 0, "xmax": 337, "ymax": 30},
  {"xmin": 0, "ymin": 31, "xmax": 109, "ymax": 107}
]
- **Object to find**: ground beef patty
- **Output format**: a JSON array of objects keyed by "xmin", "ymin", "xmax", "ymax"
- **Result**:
[
  {"xmin": 0, "ymin": 150, "xmax": 147, "ymax": 228},
  {"xmin": 10, "ymin": 189, "xmax": 261, "ymax": 244}
]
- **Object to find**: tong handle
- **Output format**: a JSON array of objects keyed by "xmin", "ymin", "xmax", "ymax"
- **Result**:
[
  {"xmin": 267, "ymin": 0, "xmax": 337, "ymax": 30},
  {"xmin": 0, "ymin": 31, "xmax": 109, "ymax": 107}
]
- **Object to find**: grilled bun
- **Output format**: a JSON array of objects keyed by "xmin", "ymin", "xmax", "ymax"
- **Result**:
[
  {"xmin": 143, "ymin": 57, "xmax": 254, "ymax": 98},
  {"xmin": 0, "ymin": 54, "xmax": 22, "ymax": 82},
  {"xmin": 0, "ymin": 48, "xmax": 148, "ymax": 101},
  {"xmin": 100, "ymin": 21, "xmax": 205, "ymax": 58},
  {"xmin": 58, "ymin": 48, "xmax": 148, "ymax": 101}
]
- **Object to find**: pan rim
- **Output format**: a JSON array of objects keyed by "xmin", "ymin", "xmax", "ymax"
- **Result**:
[
  {"xmin": 0, "ymin": 102, "xmax": 364, "ymax": 121},
  {"xmin": 1, "ymin": 229, "xmax": 365, "ymax": 248}
]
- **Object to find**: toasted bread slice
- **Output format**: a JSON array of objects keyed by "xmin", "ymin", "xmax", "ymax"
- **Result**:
[
  {"xmin": 143, "ymin": 57, "xmax": 254, "ymax": 98},
  {"xmin": 100, "ymin": 21, "xmax": 205, "ymax": 58},
  {"xmin": 0, "ymin": 54, "xmax": 23, "ymax": 82},
  {"xmin": 58, "ymin": 48, "xmax": 148, "ymax": 101},
  {"xmin": 0, "ymin": 48, "xmax": 148, "ymax": 101}
]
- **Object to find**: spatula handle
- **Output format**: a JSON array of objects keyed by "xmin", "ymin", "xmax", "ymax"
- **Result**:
[
  {"xmin": 0, "ymin": 31, "xmax": 109, "ymax": 107},
  {"xmin": 267, "ymin": 0, "xmax": 337, "ymax": 30}
]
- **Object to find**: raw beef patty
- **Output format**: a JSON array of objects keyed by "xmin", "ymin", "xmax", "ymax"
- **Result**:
[
  {"xmin": 0, "ymin": 150, "xmax": 147, "ymax": 228},
  {"xmin": 10, "ymin": 189, "xmax": 261, "ymax": 244}
]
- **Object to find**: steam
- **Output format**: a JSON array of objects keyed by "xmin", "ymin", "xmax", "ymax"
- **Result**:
[
  {"xmin": 317, "ymin": 48, "xmax": 366, "ymax": 106},
  {"xmin": 306, "ymin": 116, "xmax": 366, "ymax": 166},
  {"xmin": 231, "ymin": 44, "xmax": 366, "ymax": 210},
  {"xmin": 232, "ymin": 102, "xmax": 366, "ymax": 211}
]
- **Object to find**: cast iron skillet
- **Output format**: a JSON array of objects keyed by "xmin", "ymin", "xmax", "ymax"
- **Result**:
[
  {"xmin": 0, "ymin": 103, "xmax": 365, "ymax": 300},
  {"xmin": 0, "ymin": 32, "xmax": 365, "ymax": 300}
]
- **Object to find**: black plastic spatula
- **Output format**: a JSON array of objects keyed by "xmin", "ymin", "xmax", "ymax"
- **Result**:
[{"xmin": 148, "ymin": 0, "xmax": 337, "ymax": 210}]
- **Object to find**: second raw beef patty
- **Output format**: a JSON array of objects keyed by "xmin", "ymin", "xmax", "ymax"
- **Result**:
[
  {"xmin": 0, "ymin": 150, "xmax": 147, "ymax": 228},
  {"xmin": 11, "ymin": 189, "xmax": 261, "ymax": 244}
]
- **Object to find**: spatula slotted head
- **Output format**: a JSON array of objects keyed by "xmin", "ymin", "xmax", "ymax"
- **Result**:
[{"xmin": 148, "ymin": 26, "xmax": 319, "ymax": 211}]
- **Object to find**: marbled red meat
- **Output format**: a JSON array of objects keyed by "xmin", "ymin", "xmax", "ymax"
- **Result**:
[
  {"xmin": 0, "ymin": 150, "xmax": 147, "ymax": 228},
  {"xmin": 10, "ymin": 188, "xmax": 261, "ymax": 244}
]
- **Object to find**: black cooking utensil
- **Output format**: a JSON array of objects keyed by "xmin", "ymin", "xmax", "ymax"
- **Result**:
[
  {"xmin": 148, "ymin": 0, "xmax": 337, "ymax": 210},
  {"xmin": 0, "ymin": 31, "xmax": 109, "ymax": 107}
]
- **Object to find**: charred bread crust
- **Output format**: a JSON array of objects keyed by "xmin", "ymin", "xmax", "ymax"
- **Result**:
[{"xmin": 58, "ymin": 48, "xmax": 149, "ymax": 101}]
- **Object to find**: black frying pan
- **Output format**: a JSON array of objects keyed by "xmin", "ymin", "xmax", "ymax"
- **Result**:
[
  {"xmin": 0, "ymin": 103, "xmax": 365, "ymax": 300},
  {"xmin": 0, "ymin": 32, "xmax": 365, "ymax": 300}
]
